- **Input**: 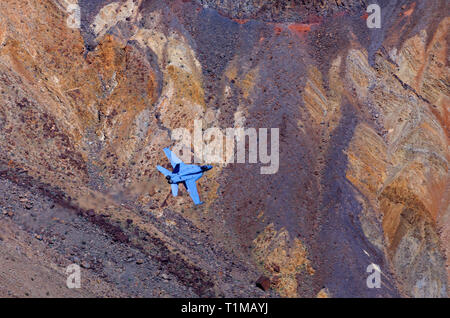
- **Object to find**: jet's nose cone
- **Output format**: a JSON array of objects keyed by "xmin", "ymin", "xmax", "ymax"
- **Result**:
[{"xmin": 201, "ymin": 165, "xmax": 213, "ymax": 171}]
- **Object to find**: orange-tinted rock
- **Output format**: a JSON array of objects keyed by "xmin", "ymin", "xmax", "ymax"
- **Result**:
[
  {"xmin": 0, "ymin": 0, "xmax": 447, "ymax": 298},
  {"xmin": 255, "ymin": 276, "xmax": 271, "ymax": 291}
]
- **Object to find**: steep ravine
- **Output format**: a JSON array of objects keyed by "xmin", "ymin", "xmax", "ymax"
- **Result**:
[{"xmin": 0, "ymin": 0, "xmax": 448, "ymax": 297}]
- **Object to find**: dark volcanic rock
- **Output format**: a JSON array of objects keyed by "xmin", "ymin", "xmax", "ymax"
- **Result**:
[{"xmin": 256, "ymin": 275, "xmax": 271, "ymax": 291}]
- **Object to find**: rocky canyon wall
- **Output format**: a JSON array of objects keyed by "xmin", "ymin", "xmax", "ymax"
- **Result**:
[{"xmin": 0, "ymin": 0, "xmax": 448, "ymax": 297}]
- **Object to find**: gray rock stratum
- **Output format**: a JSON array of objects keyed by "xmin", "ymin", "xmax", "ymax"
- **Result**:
[{"xmin": 0, "ymin": 0, "xmax": 448, "ymax": 297}]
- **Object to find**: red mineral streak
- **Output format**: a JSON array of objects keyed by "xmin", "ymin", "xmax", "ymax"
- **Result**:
[
  {"xmin": 274, "ymin": 25, "xmax": 283, "ymax": 35},
  {"xmin": 288, "ymin": 24, "xmax": 312, "ymax": 33},
  {"xmin": 233, "ymin": 18, "xmax": 250, "ymax": 25},
  {"xmin": 404, "ymin": 3, "xmax": 416, "ymax": 17},
  {"xmin": 334, "ymin": 11, "xmax": 346, "ymax": 18},
  {"xmin": 288, "ymin": 23, "xmax": 319, "ymax": 38}
]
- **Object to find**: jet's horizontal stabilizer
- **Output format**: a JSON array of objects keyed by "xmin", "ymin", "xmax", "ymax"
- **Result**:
[
  {"xmin": 171, "ymin": 184, "xmax": 178, "ymax": 196},
  {"xmin": 157, "ymin": 165, "xmax": 171, "ymax": 177}
]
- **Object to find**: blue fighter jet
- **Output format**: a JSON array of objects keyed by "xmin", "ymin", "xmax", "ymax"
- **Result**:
[{"xmin": 156, "ymin": 148, "xmax": 212, "ymax": 205}]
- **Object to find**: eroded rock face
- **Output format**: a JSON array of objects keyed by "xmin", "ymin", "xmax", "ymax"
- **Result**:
[
  {"xmin": 196, "ymin": 0, "xmax": 368, "ymax": 21},
  {"xmin": 0, "ymin": 0, "xmax": 448, "ymax": 297}
]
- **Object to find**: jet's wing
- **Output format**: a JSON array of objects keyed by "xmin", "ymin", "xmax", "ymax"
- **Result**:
[
  {"xmin": 185, "ymin": 179, "xmax": 202, "ymax": 205},
  {"xmin": 171, "ymin": 184, "xmax": 179, "ymax": 197},
  {"xmin": 157, "ymin": 165, "xmax": 171, "ymax": 177},
  {"xmin": 163, "ymin": 148, "xmax": 185, "ymax": 169}
]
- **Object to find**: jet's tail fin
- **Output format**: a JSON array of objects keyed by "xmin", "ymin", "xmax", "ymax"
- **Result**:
[
  {"xmin": 163, "ymin": 148, "xmax": 185, "ymax": 169},
  {"xmin": 171, "ymin": 184, "xmax": 179, "ymax": 197}
]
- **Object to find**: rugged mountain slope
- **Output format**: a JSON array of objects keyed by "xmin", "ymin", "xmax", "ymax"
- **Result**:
[{"xmin": 0, "ymin": 0, "xmax": 448, "ymax": 297}]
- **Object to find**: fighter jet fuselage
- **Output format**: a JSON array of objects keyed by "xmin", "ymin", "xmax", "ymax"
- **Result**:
[{"xmin": 166, "ymin": 165, "xmax": 212, "ymax": 184}]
